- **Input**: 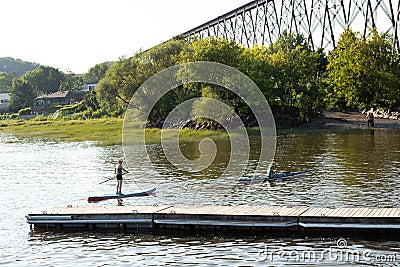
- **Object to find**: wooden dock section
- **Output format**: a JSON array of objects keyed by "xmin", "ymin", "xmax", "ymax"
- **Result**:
[{"xmin": 26, "ymin": 205, "xmax": 400, "ymax": 237}]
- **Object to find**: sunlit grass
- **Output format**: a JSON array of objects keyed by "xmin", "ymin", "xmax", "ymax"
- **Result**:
[
  {"xmin": 1, "ymin": 117, "xmax": 357, "ymax": 146},
  {"xmin": 0, "ymin": 118, "xmax": 123, "ymax": 146},
  {"xmin": 0, "ymin": 118, "xmax": 234, "ymax": 146},
  {"xmin": 1, "ymin": 117, "xmax": 264, "ymax": 146}
]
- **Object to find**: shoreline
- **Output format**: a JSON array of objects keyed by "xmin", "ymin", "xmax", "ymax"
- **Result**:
[
  {"xmin": 0, "ymin": 111, "xmax": 399, "ymax": 145},
  {"xmin": 305, "ymin": 110, "xmax": 400, "ymax": 129}
]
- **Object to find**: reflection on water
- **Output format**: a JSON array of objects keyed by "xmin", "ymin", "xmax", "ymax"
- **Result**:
[
  {"xmin": 126, "ymin": 129, "xmax": 400, "ymax": 207},
  {"xmin": 22, "ymin": 233, "xmax": 400, "ymax": 266},
  {"xmin": 0, "ymin": 129, "xmax": 399, "ymax": 266}
]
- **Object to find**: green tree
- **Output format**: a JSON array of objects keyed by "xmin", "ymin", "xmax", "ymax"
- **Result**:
[
  {"xmin": 241, "ymin": 45, "xmax": 275, "ymax": 101},
  {"xmin": 178, "ymin": 37, "xmax": 246, "ymax": 117},
  {"xmin": 83, "ymin": 62, "xmax": 111, "ymax": 84},
  {"xmin": 22, "ymin": 66, "xmax": 67, "ymax": 95},
  {"xmin": 7, "ymin": 66, "xmax": 77, "ymax": 113},
  {"xmin": 265, "ymin": 31, "xmax": 324, "ymax": 120},
  {"xmin": 0, "ymin": 72, "xmax": 16, "ymax": 93},
  {"xmin": 326, "ymin": 28, "xmax": 400, "ymax": 110},
  {"xmin": 8, "ymin": 79, "xmax": 35, "ymax": 111},
  {"xmin": 365, "ymin": 29, "xmax": 400, "ymax": 108},
  {"xmin": 94, "ymin": 38, "xmax": 186, "ymax": 117},
  {"xmin": 59, "ymin": 71, "xmax": 83, "ymax": 91},
  {"xmin": 95, "ymin": 56, "xmax": 139, "ymax": 113}
]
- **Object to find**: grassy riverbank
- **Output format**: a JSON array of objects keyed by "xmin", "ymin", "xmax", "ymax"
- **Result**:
[
  {"xmin": 0, "ymin": 118, "xmax": 232, "ymax": 146},
  {"xmin": 2, "ymin": 111, "xmax": 392, "ymax": 146},
  {"xmin": 0, "ymin": 118, "xmax": 123, "ymax": 146}
]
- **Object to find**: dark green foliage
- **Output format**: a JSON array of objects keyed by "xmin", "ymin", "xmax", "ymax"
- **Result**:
[
  {"xmin": 83, "ymin": 62, "xmax": 111, "ymax": 84},
  {"xmin": 7, "ymin": 65, "xmax": 86, "ymax": 112},
  {"xmin": 93, "ymin": 36, "xmax": 327, "ymax": 124},
  {"xmin": 94, "ymin": 38, "xmax": 187, "ymax": 118},
  {"xmin": 0, "ymin": 72, "xmax": 17, "ymax": 93},
  {"xmin": 59, "ymin": 102, "xmax": 84, "ymax": 115},
  {"xmin": 264, "ymin": 31, "xmax": 325, "ymax": 121},
  {"xmin": 326, "ymin": 28, "xmax": 400, "ymax": 111},
  {"xmin": 8, "ymin": 80, "xmax": 35, "ymax": 112},
  {"xmin": 7, "ymin": 28, "xmax": 399, "ymax": 124},
  {"xmin": 21, "ymin": 66, "xmax": 66, "ymax": 95}
]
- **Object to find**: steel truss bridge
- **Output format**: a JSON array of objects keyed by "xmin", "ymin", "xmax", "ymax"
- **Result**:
[{"xmin": 182, "ymin": 0, "xmax": 400, "ymax": 51}]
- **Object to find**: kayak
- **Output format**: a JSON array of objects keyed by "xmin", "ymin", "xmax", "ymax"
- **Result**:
[
  {"xmin": 237, "ymin": 170, "xmax": 311, "ymax": 183},
  {"xmin": 88, "ymin": 187, "xmax": 156, "ymax": 202}
]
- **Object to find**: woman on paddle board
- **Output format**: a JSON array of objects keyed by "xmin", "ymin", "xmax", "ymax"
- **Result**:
[{"xmin": 115, "ymin": 159, "xmax": 128, "ymax": 194}]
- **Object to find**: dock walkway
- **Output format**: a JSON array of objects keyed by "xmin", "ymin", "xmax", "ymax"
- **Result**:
[{"xmin": 26, "ymin": 205, "xmax": 400, "ymax": 237}]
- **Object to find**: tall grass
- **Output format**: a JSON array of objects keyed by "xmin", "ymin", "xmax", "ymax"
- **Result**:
[
  {"xmin": 1, "ymin": 117, "xmax": 366, "ymax": 146},
  {"xmin": 0, "ymin": 118, "xmax": 123, "ymax": 146},
  {"xmin": 0, "ymin": 118, "xmax": 233, "ymax": 146}
]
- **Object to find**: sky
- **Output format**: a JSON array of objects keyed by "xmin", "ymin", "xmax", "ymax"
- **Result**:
[{"xmin": 1, "ymin": 0, "xmax": 251, "ymax": 74}]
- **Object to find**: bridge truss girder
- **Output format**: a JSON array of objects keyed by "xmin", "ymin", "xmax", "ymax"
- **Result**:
[{"xmin": 182, "ymin": 0, "xmax": 400, "ymax": 51}]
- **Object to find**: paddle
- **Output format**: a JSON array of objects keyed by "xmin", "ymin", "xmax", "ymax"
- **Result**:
[
  {"xmin": 99, "ymin": 172, "xmax": 129, "ymax": 184},
  {"xmin": 99, "ymin": 177, "xmax": 113, "ymax": 184}
]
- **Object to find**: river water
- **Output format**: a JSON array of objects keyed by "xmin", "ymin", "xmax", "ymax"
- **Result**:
[{"xmin": 0, "ymin": 129, "xmax": 399, "ymax": 266}]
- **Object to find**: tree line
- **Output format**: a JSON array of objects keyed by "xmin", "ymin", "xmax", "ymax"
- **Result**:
[
  {"xmin": 90, "ymin": 28, "xmax": 399, "ymax": 124},
  {"xmin": 4, "ymin": 28, "xmax": 400, "ymax": 125},
  {"xmin": 0, "ymin": 57, "xmax": 39, "ymax": 81},
  {"xmin": 3, "ymin": 63, "xmax": 110, "ymax": 112}
]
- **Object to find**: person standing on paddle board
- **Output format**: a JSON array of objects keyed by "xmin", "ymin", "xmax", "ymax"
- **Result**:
[{"xmin": 115, "ymin": 159, "xmax": 128, "ymax": 194}]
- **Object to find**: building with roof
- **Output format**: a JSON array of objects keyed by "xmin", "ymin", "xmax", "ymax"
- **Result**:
[
  {"xmin": 33, "ymin": 90, "xmax": 88, "ymax": 112},
  {"xmin": 80, "ymin": 83, "xmax": 97, "ymax": 90}
]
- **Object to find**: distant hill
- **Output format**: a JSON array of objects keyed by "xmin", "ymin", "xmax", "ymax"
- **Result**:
[{"xmin": 0, "ymin": 57, "xmax": 40, "ymax": 77}]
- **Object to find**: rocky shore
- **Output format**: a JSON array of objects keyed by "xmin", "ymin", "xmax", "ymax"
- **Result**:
[
  {"xmin": 362, "ymin": 108, "xmax": 400, "ymax": 120},
  {"xmin": 145, "ymin": 110, "xmax": 400, "ymax": 130}
]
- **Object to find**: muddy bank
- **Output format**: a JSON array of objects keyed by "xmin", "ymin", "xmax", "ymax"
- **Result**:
[
  {"xmin": 145, "ymin": 110, "xmax": 400, "ymax": 130},
  {"xmin": 306, "ymin": 111, "xmax": 400, "ymax": 129}
]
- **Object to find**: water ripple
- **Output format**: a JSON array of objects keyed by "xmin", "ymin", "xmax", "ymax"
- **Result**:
[{"xmin": 0, "ymin": 130, "xmax": 399, "ymax": 265}]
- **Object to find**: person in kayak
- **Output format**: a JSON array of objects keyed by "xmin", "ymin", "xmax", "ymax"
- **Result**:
[
  {"xmin": 268, "ymin": 163, "xmax": 288, "ymax": 178},
  {"xmin": 115, "ymin": 159, "xmax": 129, "ymax": 194}
]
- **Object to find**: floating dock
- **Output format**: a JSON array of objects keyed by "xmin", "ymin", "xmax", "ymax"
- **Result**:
[{"xmin": 26, "ymin": 205, "xmax": 400, "ymax": 237}]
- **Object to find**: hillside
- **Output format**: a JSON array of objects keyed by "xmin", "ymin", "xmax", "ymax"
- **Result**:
[{"xmin": 0, "ymin": 57, "xmax": 39, "ymax": 77}]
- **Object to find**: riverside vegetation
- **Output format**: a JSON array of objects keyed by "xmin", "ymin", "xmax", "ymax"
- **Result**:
[
  {"xmin": 0, "ymin": 118, "xmax": 234, "ymax": 146},
  {"xmin": 1, "ymin": 28, "xmax": 399, "ymax": 144}
]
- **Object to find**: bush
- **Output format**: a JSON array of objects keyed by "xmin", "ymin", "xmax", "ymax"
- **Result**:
[
  {"xmin": 31, "ymin": 115, "xmax": 49, "ymax": 121},
  {"xmin": 18, "ymin": 107, "xmax": 32, "ymax": 116},
  {"xmin": 92, "ymin": 109, "xmax": 107, "ymax": 118},
  {"xmin": 72, "ymin": 113, "xmax": 84, "ymax": 120},
  {"xmin": 60, "ymin": 101, "xmax": 85, "ymax": 115},
  {"xmin": 8, "ymin": 113, "xmax": 18, "ymax": 119}
]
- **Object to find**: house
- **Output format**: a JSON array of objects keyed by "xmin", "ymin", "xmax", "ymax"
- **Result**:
[
  {"xmin": 81, "ymin": 83, "xmax": 97, "ymax": 90},
  {"xmin": 35, "ymin": 91, "xmax": 70, "ymax": 106},
  {"xmin": 34, "ymin": 90, "xmax": 88, "ymax": 112},
  {"xmin": 0, "ymin": 93, "xmax": 10, "ymax": 112}
]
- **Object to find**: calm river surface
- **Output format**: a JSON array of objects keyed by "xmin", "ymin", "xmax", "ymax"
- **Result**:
[{"xmin": 0, "ymin": 129, "xmax": 399, "ymax": 266}]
